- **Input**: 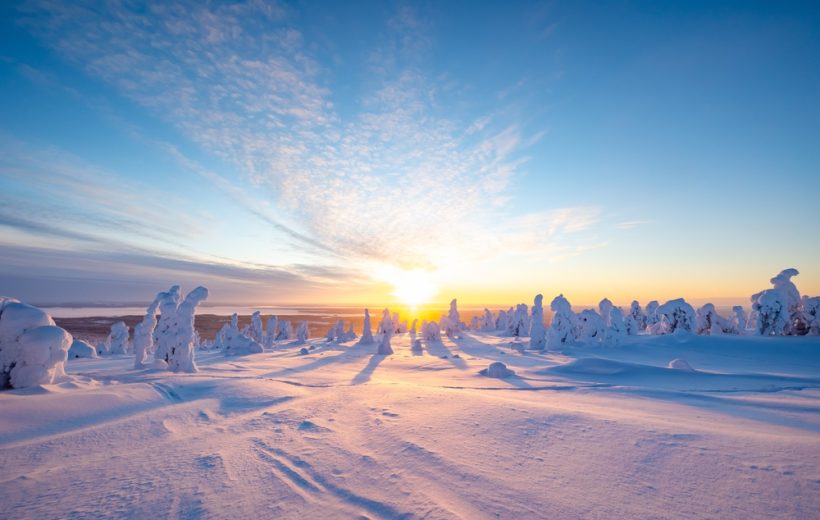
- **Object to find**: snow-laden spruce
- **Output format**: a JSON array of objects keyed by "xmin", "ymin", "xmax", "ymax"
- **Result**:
[
  {"xmin": 482, "ymin": 309, "xmax": 495, "ymax": 331},
  {"xmin": 529, "ymin": 294, "xmax": 546, "ymax": 350},
  {"xmin": 696, "ymin": 304, "xmax": 733, "ymax": 335},
  {"xmin": 165, "ymin": 287, "xmax": 208, "ymax": 372},
  {"xmin": 0, "ymin": 298, "xmax": 72, "ymax": 389},
  {"xmin": 445, "ymin": 299, "xmax": 461, "ymax": 339},
  {"xmin": 359, "ymin": 309, "xmax": 374, "ymax": 345},
  {"xmin": 296, "ymin": 321, "xmax": 310, "ymax": 344},
  {"xmin": 108, "ymin": 321, "xmax": 129, "ymax": 355},
  {"xmin": 153, "ymin": 286, "xmax": 181, "ymax": 364},
  {"xmin": 732, "ymin": 306, "xmax": 747, "ymax": 334},
  {"xmin": 219, "ymin": 312, "xmax": 263, "ymax": 356},
  {"xmin": 547, "ymin": 294, "xmax": 576, "ymax": 349},
  {"xmin": 263, "ymin": 316, "xmax": 278, "ymax": 348},
  {"xmin": 423, "ymin": 320, "xmax": 441, "ymax": 341},
  {"xmin": 509, "ymin": 304, "xmax": 530, "ymax": 337},
  {"xmin": 377, "ymin": 309, "xmax": 393, "ymax": 355},
  {"xmin": 250, "ymin": 311, "xmax": 264, "ymax": 344},
  {"xmin": 751, "ymin": 268, "xmax": 805, "ymax": 336},
  {"xmin": 606, "ymin": 307, "xmax": 627, "ymax": 343},
  {"xmin": 133, "ymin": 295, "xmax": 160, "ymax": 368},
  {"xmin": 655, "ymin": 298, "xmax": 696, "ymax": 334},
  {"xmin": 576, "ymin": 309, "xmax": 606, "ymax": 343},
  {"xmin": 803, "ymin": 296, "xmax": 820, "ymax": 335},
  {"xmin": 599, "ymin": 298, "xmax": 614, "ymax": 327}
]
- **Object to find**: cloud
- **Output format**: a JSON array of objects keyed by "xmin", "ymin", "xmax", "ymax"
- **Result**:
[{"xmin": 16, "ymin": 1, "xmax": 612, "ymax": 293}]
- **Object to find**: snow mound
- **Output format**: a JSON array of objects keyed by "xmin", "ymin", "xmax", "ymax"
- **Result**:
[
  {"xmin": 479, "ymin": 361, "xmax": 516, "ymax": 378},
  {"xmin": 69, "ymin": 339, "xmax": 97, "ymax": 359}
]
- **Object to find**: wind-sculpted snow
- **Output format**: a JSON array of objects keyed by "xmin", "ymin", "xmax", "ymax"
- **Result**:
[{"xmin": 2, "ymin": 326, "xmax": 819, "ymax": 519}]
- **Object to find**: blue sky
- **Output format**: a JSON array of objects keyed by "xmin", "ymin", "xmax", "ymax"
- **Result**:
[{"xmin": 1, "ymin": 0, "xmax": 818, "ymax": 306}]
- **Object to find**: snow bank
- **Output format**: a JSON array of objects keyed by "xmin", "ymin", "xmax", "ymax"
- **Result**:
[{"xmin": 0, "ymin": 299, "xmax": 72, "ymax": 389}]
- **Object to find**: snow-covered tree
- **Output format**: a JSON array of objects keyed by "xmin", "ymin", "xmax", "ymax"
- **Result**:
[
  {"xmin": 263, "ymin": 316, "xmax": 278, "ymax": 348},
  {"xmin": 752, "ymin": 290, "xmax": 790, "ymax": 336},
  {"xmin": 276, "ymin": 321, "xmax": 293, "ymax": 341},
  {"xmin": 547, "ymin": 294, "xmax": 576, "ymax": 349},
  {"xmin": 696, "ymin": 304, "xmax": 733, "ymax": 335},
  {"xmin": 0, "ymin": 298, "xmax": 72, "ymax": 388},
  {"xmin": 108, "ymin": 321, "xmax": 129, "ymax": 355},
  {"xmin": 751, "ymin": 268, "xmax": 806, "ymax": 335},
  {"xmin": 423, "ymin": 320, "xmax": 441, "ymax": 341},
  {"xmin": 599, "ymin": 298, "xmax": 614, "ymax": 327},
  {"xmin": 607, "ymin": 307, "xmax": 627, "ymax": 343},
  {"xmin": 344, "ymin": 322, "xmax": 357, "ymax": 341},
  {"xmin": 576, "ymin": 309, "xmax": 606, "ymax": 342},
  {"xmin": 803, "ymin": 296, "xmax": 820, "ymax": 335},
  {"xmin": 509, "ymin": 303, "xmax": 530, "ymax": 337},
  {"xmin": 645, "ymin": 300, "xmax": 660, "ymax": 327},
  {"xmin": 628, "ymin": 301, "xmax": 646, "ymax": 331},
  {"xmin": 359, "ymin": 309, "xmax": 374, "ymax": 345},
  {"xmin": 134, "ymin": 295, "xmax": 161, "ymax": 368},
  {"xmin": 482, "ymin": 309, "xmax": 495, "ymax": 331},
  {"xmin": 377, "ymin": 309, "xmax": 393, "ymax": 355},
  {"xmin": 529, "ymin": 294, "xmax": 546, "ymax": 350},
  {"xmin": 166, "ymin": 286, "xmax": 208, "ymax": 372},
  {"xmin": 732, "ymin": 306, "xmax": 747, "ymax": 334},
  {"xmin": 655, "ymin": 298, "xmax": 696, "ymax": 334},
  {"xmin": 153, "ymin": 286, "xmax": 181, "ymax": 363},
  {"xmin": 495, "ymin": 309, "xmax": 509, "ymax": 331},
  {"xmin": 250, "ymin": 311, "xmax": 264, "ymax": 344},
  {"xmin": 296, "ymin": 321, "xmax": 309, "ymax": 344},
  {"xmin": 445, "ymin": 299, "xmax": 461, "ymax": 339}
]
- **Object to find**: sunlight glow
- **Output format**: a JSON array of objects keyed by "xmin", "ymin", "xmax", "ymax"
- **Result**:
[{"xmin": 389, "ymin": 269, "xmax": 439, "ymax": 308}]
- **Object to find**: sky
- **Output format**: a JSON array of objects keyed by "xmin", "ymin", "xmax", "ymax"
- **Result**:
[{"xmin": 1, "ymin": 0, "xmax": 819, "ymax": 308}]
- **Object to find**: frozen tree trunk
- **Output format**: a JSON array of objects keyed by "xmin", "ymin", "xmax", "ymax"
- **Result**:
[{"xmin": 529, "ymin": 294, "xmax": 546, "ymax": 350}]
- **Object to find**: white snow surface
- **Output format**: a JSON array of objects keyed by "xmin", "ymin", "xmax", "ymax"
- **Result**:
[{"xmin": 1, "ymin": 327, "xmax": 819, "ymax": 518}]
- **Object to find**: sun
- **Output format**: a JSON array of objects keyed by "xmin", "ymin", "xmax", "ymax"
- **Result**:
[{"xmin": 390, "ymin": 269, "xmax": 438, "ymax": 308}]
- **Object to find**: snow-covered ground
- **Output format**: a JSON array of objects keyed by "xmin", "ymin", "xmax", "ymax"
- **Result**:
[{"xmin": 1, "ymin": 331, "xmax": 819, "ymax": 519}]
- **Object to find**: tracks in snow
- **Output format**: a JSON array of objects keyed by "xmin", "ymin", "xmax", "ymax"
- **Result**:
[{"xmin": 252, "ymin": 438, "xmax": 412, "ymax": 519}]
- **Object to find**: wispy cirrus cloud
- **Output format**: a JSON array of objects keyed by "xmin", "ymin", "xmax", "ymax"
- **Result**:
[{"xmin": 17, "ymin": 0, "xmax": 609, "ymax": 284}]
